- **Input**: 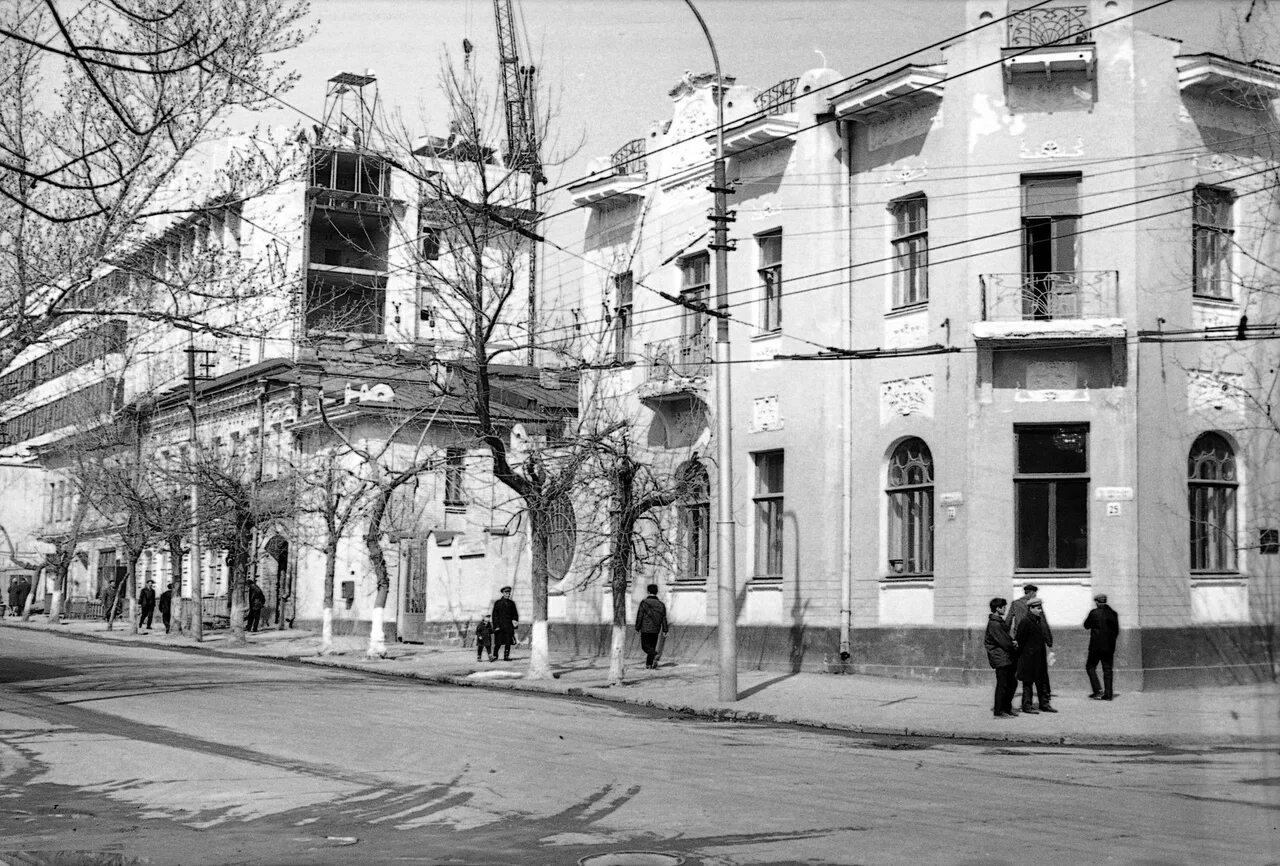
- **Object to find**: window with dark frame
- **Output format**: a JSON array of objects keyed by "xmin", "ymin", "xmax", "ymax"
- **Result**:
[
  {"xmin": 613, "ymin": 270, "xmax": 633, "ymax": 362},
  {"xmin": 758, "ymin": 231, "xmax": 782, "ymax": 332},
  {"xmin": 421, "ymin": 227, "xmax": 441, "ymax": 261},
  {"xmin": 1188, "ymin": 432, "xmax": 1238, "ymax": 572},
  {"xmin": 677, "ymin": 461, "xmax": 710, "ymax": 581},
  {"xmin": 886, "ymin": 438, "xmax": 934, "ymax": 576},
  {"xmin": 444, "ymin": 447, "xmax": 467, "ymax": 510},
  {"xmin": 753, "ymin": 451, "xmax": 784, "ymax": 578},
  {"xmin": 1021, "ymin": 174, "xmax": 1081, "ymax": 320},
  {"xmin": 679, "ymin": 252, "xmax": 711, "ymax": 345},
  {"xmin": 1193, "ymin": 186, "xmax": 1234, "ymax": 300},
  {"xmin": 890, "ymin": 196, "xmax": 928, "ymax": 308},
  {"xmin": 1014, "ymin": 424, "xmax": 1089, "ymax": 571}
]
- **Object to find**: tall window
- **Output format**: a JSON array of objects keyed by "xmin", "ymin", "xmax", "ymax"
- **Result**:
[
  {"xmin": 421, "ymin": 227, "xmax": 441, "ymax": 261},
  {"xmin": 613, "ymin": 270, "xmax": 633, "ymax": 362},
  {"xmin": 886, "ymin": 438, "xmax": 934, "ymax": 575},
  {"xmin": 1189, "ymin": 432, "xmax": 1237, "ymax": 572},
  {"xmin": 1015, "ymin": 424, "xmax": 1088, "ymax": 571},
  {"xmin": 679, "ymin": 253, "xmax": 710, "ymax": 345},
  {"xmin": 753, "ymin": 451, "xmax": 784, "ymax": 578},
  {"xmin": 444, "ymin": 447, "xmax": 467, "ymax": 510},
  {"xmin": 1022, "ymin": 174, "xmax": 1081, "ymax": 320},
  {"xmin": 677, "ymin": 461, "xmax": 710, "ymax": 581},
  {"xmin": 1193, "ymin": 186, "xmax": 1233, "ymax": 300},
  {"xmin": 890, "ymin": 196, "xmax": 928, "ymax": 308},
  {"xmin": 758, "ymin": 231, "xmax": 782, "ymax": 332}
]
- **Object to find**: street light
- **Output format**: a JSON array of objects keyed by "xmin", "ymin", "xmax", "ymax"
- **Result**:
[{"xmin": 682, "ymin": 0, "xmax": 737, "ymax": 702}]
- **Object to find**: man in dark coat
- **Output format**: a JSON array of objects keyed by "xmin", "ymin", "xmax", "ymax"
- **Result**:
[
  {"xmin": 1004, "ymin": 583, "xmax": 1038, "ymax": 632},
  {"xmin": 635, "ymin": 584, "xmax": 669, "ymax": 670},
  {"xmin": 984, "ymin": 597, "xmax": 1017, "ymax": 718},
  {"xmin": 6, "ymin": 576, "xmax": 18, "ymax": 615},
  {"xmin": 246, "ymin": 578, "xmax": 266, "ymax": 632},
  {"xmin": 14, "ymin": 575, "xmax": 31, "ymax": 617},
  {"xmin": 1014, "ymin": 598, "xmax": 1056, "ymax": 713},
  {"xmin": 1084, "ymin": 593, "xmax": 1120, "ymax": 700},
  {"xmin": 138, "ymin": 579, "xmax": 157, "ymax": 630},
  {"xmin": 491, "ymin": 586, "xmax": 519, "ymax": 661},
  {"xmin": 158, "ymin": 583, "xmax": 174, "ymax": 634}
]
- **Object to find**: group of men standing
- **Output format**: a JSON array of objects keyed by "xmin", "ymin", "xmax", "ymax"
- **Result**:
[
  {"xmin": 984, "ymin": 583, "xmax": 1120, "ymax": 718},
  {"xmin": 5, "ymin": 575, "xmax": 32, "ymax": 616}
]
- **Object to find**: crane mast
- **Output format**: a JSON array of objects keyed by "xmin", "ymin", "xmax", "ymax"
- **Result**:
[{"xmin": 493, "ymin": 0, "xmax": 544, "ymax": 364}]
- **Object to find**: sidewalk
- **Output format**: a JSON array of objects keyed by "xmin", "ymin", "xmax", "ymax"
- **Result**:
[{"xmin": 6, "ymin": 616, "xmax": 1277, "ymax": 747}]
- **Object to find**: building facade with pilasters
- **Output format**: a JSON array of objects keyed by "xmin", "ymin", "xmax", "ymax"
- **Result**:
[{"xmin": 563, "ymin": 0, "xmax": 1280, "ymax": 687}]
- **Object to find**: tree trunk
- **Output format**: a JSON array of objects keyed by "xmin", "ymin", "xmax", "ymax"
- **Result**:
[
  {"xmin": 608, "ymin": 623, "xmax": 627, "ymax": 685},
  {"xmin": 526, "ymin": 506, "xmax": 552, "ymax": 679},
  {"xmin": 167, "ymin": 541, "xmax": 185, "ymax": 636},
  {"xmin": 125, "ymin": 551, "xmax": 140, "ymax": 636},
  {"xmin": 320, "ymin": 540, "xmax": 337, "ymax": 655},
  {"xmin": 320, "ymin": 604, "xmax": 334, "ymax": 655},
  {"xmin": 21, "ymin": 566, "xmax": 43, "ymax": 622},
  {"xmin": 363, "ymin": 491, "xmax": 391, "ymax": 659}
]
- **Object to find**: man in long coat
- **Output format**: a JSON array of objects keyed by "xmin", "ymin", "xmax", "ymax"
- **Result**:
[
  {"xmin": 491, "ymin": 586, "xmax": 519, "ymax": 661},
  {"xmin": 635, "ymin": 584, "xmax": 669, "ymax": 670},
  {"xmin": 1014, "ymin": 598, "xmax": 1056, "ymax": 713},
  {"xmin": 1084, "ymin": 593, "xmax": 1120, "ymax": 700},
  {"xmin": 138, "ymin": 579, "xmax": 157, "ymax": 630}
]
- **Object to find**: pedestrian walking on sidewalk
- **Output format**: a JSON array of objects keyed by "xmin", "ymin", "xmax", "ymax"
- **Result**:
[
  {"xmin": 246, "ymin": 578, "xmax": 266, "ymax": 632},
  {"xmin": 1014, "ymin": 598, "xmax": 1056, "ymax": 713},
  {"xmin": 6, "ymin": 576, "xmax": 18, "ymax": 616},
  {"xmin": 984, "ymin": 597, "xmax": 1017, "ymax": 718},
  {"xmin": 492, "ymin": 586, "xmax": 519, "ymax": 661},
  {"xmin": 1084, "ymin": 593, "xmax": 1120, "ymax": 700},
  {"xmin": 636, "ymin": 584, "xmax": 669, "ymax": 670},
  {"xmin": 475, "ymin": 615, "xmax": 494, "ymax": 662},
  {"xmin": 158, "ymin": 583, "xmax": 173, "ymax": 633},
  {"xmin": 138, "ymin": 580, "xmax": 156, "ymax": 630}
]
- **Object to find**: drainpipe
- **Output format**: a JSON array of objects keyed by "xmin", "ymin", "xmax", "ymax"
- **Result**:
[{"xmin": 839, "ymin": 118, "xmax": 855, "ymax": 664}]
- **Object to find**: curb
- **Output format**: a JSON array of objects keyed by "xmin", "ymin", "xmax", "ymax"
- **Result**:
[{"xmin": 7, "ymin": 621, "xmax": 1272, "ymax": 749}]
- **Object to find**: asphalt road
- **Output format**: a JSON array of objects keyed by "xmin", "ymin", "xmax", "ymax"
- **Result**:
[{"xmin": 1, "ymin": 629, "xmax": 1276, "ymax": 866}]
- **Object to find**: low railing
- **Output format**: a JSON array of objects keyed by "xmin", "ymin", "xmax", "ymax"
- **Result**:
[
  {"xmin": 611, "ymin": 138, "xmax": 647, "ymax": 178},
  {"xmin": 754, "ymin": 77, "xmax": 799, "ymax": 114},
  {"xmin": 979, "ymin": 271, "xmax": 1118, "ymax": 322},
  {"xmin": 1006, "ymin": 6, "xmax": 1091, "ymax": 48},
  {"xmin": 646, "ymin": 334, "xmax": 712, "ymax": 382}
]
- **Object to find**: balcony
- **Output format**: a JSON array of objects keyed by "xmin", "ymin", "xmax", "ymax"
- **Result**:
[
  {"xmin": 1002, "ymin": 5, "xmax": 1094, "ymax": 81},
  {"xmin": 719, "ymin": 77, "xmax": 801, "ymax": 157},
  {"xmin": 638, "ymin": 335, "xmax": 711, "ymax": 401},
  {"xmin": 830, "ymin": 64, "xmax": 945, "ymax": 121},
  {"xmin": 568, "ymin": 138, "xmax": 648, "ymax": 207},
  {"xmin": 974, "ymin": 271, "xmax": 1124, "ymax": 343}
]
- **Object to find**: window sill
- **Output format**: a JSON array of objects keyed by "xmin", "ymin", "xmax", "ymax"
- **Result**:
[
  {"xmin": 1190, "ymin": 572, "xmax": 1244, "ymax": 582},
  {"xmin": 444, "ymin": 505, "xmax": 468, "ymax": 514},
  {"xmin": 1192, "ymin": 293, "xmax": 1237, "ymax": 307},
  {"xmin": 887, "ymin": 301, "xmax": 928, "ymax": 317},
  {"xmin": 751, "ymin": 330, "xmax": 782, "ymax": 342},
  {"xmin": 750, "ymin": 576, "xmax": 783, "ymax": 585},
  {"xmin": 880, "ymin": 574, "xmax": 933, "ymax": 582}
]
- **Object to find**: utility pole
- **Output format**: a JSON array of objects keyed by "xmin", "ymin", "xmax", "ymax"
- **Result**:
[
  {"xmin": 185, "ymin": 341, "xmax": 213, "ymax": 642},
  {"xmin": 684, "ymin": 0, "xmax": 738, "ymax": 702}
]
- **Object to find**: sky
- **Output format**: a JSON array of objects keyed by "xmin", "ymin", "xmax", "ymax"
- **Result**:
[{"xmin": 260, "ymin": 0, "xmax": 1279, "ymax": 276}]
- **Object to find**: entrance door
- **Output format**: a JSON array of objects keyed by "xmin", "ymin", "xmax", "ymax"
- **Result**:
[{"xmin": 399, "ymin": 538, "xmax": 428, "ymax": 643}]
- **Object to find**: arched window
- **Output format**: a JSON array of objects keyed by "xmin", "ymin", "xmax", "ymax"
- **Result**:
[
  {"xmin": 677, "ymin": 461, "xmax": 710, "ymax": 581},
  {"xmin": 546, "ymin": 495, "xmax": 577, "ymax": 581},
  {"xmin": 1189, "ymin": 432, "xmax": 1237, "ymax": 572},
  {"xmin": 887, "ymin": 438, "xmax": 934, "ymax": 576}
]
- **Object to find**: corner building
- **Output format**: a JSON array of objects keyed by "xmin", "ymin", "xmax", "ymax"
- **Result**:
[{"xmin": 565, "ymin": 0, "xmax": 1280, "ymax": 688}]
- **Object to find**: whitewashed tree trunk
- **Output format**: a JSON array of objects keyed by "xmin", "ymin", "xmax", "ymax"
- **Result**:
[
  {"xmin": 527, "ymin": 619, "xmax": 551, "ymax": 679},
  {"xmin": 366, "ymin": 605, "xmax": 387, "ymax": 658},
  {"xmin": 320, "ymin": 605, "xmax": 334, "ymax": 655},
  {"xmin": 48, "ymin": 589, "xmax": 63, "ymax": 622},
  {"xmin": 607, "ymin": 623, "xmax": 627, "ymax": 686}
]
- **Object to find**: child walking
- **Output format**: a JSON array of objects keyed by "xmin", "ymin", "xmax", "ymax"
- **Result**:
[{"xmin": 476, "ymin": 615, "xmax": 494, "ymax": 662}]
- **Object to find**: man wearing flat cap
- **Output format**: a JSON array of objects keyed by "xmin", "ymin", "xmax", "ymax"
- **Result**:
[
  {"xmin": 491, "ymin": 586, "xmax": 519, "ymax": 662},
  {"xmin": 1014, "ymin": 596, "xmax": 1056, "ymax": 713},
  {"xmin": 1083, "ymin": 593, "xmax": 1120, "ymax": 700},
  {"xmin": 1004, "ymin": 583, "xmax": 1039, "ymax": 633}
]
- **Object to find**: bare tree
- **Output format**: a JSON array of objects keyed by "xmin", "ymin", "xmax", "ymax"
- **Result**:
[{"xmin": 0, "ymin": 0, "xmax": 312, "ymax": 375}]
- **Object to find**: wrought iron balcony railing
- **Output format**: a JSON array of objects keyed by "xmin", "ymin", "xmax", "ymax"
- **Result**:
[
  {"xmin": 1006, "ymin": 6, "xmax": 1091, "ymax": 48},
  {"xmin": 611, "ymin": 138, "xmax": 647, "ymax": 178},
  {"xmin": 979, "ymin": 271, "xmax": 1119, "ymax": 322},
  {"xmin": 754, "ymin": 77, "xmax": 799, "ymax": 114},
  {"xmin": 646, "ymin": 334, "xmax": 712, "ymax": 383}
]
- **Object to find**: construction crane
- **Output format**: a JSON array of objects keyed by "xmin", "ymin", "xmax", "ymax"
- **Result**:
[{"xmin": 493, "ymin": 0, "xmax": 544, "ymax": 364}]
